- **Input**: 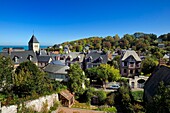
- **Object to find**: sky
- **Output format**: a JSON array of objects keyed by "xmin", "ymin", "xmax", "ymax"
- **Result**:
[{"xmin": 0, "ymin": 0, "xmax": 170, "ymax": 45}]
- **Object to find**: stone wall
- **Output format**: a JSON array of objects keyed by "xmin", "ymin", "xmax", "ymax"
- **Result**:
[{"xmin": 1, "ymin": 93, "xmax": 58, "ymax": 113}]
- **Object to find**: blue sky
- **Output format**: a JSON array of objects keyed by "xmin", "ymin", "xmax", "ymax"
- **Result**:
[{"xmin": 0, "ymin": 0, "xmax": 170, "ymax": 45}]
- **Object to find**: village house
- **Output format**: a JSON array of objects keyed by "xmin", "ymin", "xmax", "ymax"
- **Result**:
[
  {"xmin": 0, "ymin": 49, "xmax": 38, "ymax": 68},
  {"xmin": 84, "ymin": 50, "xmax": 111, "ymax": 69},
  {"xmin": 120, "ymin": 50, "xmax": 141, "ymax": 77},
  {"xmin": 55, "ymin": 52, "xmax": 85, "ymax": 68},
  {"xmin": 44, "ymin": 63, "xmax": 69, "ymax": 82}
]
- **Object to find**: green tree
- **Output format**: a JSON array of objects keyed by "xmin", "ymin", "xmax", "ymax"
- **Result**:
[
  {"xmin": 86, "ymin": 64, "xmax": 120, "ymax": 88},
  {"xmin": 67, "ymin": 63, "xmax": 86, "ymax": 99},
  {"xmin": 14, "ymin": 61, "xmax": 51, "ymax": 96},
  {"xmin": 95, "ymin": 90, "xmax": 107, "ymax": 105},
  {"xmin": 141, "ymin": 57, "xmax": 158, "ymax": 75},
  {"xmin": 0, "ymin": 55, "xmax": 14, "ymax": 94},
  {"xmin": 107, "ymin": 55, "xmax": 121, "ymax": 69},
  {"xmin": 146, "ymin": 82, "xmax": 170, "ymax": 113}
]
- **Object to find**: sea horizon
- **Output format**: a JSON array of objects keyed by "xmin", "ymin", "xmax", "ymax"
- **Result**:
[{"xmin": 0, "ymin": 45, "xmax": 50, "ymax": 52}]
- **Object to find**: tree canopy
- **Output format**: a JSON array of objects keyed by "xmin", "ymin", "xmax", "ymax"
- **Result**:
[
  {"xmin": 67, "ymin": 63, "xmax": 86, "ymax": 99},
  {"xmin": 0, "ymin": 55, "xmax": 14, "ymax": 94}
]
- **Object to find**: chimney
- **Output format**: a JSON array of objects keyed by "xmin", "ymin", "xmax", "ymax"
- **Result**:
[
  {"xmin": 8, "ymin": 48, "xmax": 13, "ymax": 55},
  {"xmin": 56, "ymin": 56, "xmax": 60, "ymax": 60}
]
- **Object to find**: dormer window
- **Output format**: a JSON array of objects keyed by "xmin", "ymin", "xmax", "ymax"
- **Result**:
[
  {"xmin": 28, "ymin": 55, "xmax": 33, "ymax": 61},
  {"xmin": 77, "ymin": 56, "xmax": 81, "ymax": 61},
  {"xmin": 98, "ymin": 56, "xmax": 103, "ymax": 63},
  {"xmin": 14, "ymin": 56, "xmax": 19, "ymax": 63},
  {"xmin": 88, "ymin": 56, "xmax": 92, "ymax": 62},
  {"xmin": 67, "ymin": 55, "xmax": 72, "ymax": 61}
]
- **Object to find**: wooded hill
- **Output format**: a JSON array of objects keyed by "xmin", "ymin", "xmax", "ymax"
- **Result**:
[{"xmin": 50, "ymin": 32, "xmax": 170, "ymax": 59}]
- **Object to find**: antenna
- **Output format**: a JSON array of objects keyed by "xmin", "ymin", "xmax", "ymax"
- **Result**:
[{"xmin": 33, "ymin": 30, "xmax": 34, "ymax": 35}]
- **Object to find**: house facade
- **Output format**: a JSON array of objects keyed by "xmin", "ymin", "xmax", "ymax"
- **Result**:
[
  {"xmin": 120, "ymin": 50, "xmax": 141, "ymax": 77},
  {"xmin": 0, "ymin": 49, "xmax": 38, "ymax": 68},
  {"xmin": 44, "ymin": 64, "xmax": 69, "ymax": 82},
  {"xmin": 84, "ymin": 50, "xmax": 111, "ymax": 69}
]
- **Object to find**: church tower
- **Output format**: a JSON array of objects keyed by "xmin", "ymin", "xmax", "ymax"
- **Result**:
[{"xmin": 28, "ymin": 35, "xmax": 40, "ymax": 53}]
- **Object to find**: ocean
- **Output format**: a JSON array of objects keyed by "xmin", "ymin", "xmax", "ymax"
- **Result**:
[{"xmin": 0, "ymin": 45, "xmax": 49, "ymax": 52}]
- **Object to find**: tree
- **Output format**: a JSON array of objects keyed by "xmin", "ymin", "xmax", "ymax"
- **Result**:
[
  {"xmin": 87, "ymin": 64, "xmax": 120, "ymax": 88},
  {"xmin": 95, "ymin": 90, "xmax": 107, "ymax": 105},
  {"xmin": 0, "ymin": 55, "xmax": 14, "ymax": 94},
  {"xmin": 107, "ymin": 55, "xmax": 121, "ymax": 69},
  {"xmin": 13, "ymin": 61, "xmax": 50, "ymax": 96},
  {"xmin": 146, "ymin": 82, "xmax": 170, "ymax": 113},
  {"xmin": 141, "ymin": 57, "xmax": 158, "ymax": 75},
  {"xmin": 67, "ymin": 63, "xmax": 86, "ymax": 99}
]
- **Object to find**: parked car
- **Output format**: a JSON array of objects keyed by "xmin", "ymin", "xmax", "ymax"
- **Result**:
[{"xmin": 109, "ymin": 84, "xmax": 120, "ymax": 89}]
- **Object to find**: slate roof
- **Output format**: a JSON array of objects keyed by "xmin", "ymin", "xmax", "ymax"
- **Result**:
[
  {"xmin": 121, "ymin": 50, "xmax": 141, "ymax": 61},
  {"xmin": 60, "ymin": 52, "xmax": 85, "ymax": 63},
  {"xmin": 0, "ymin": 50, "xmax": 37, "ymax": 64},
  {"xmin": 50, "ymin": 60, "xmax": 65, "ymax": 66},
  {"xmin": 85, "ymin": 51, "xmax": 108, "ymax": 63},
  {"xmin": 144, "ymin": 65, "xmax": 170, "ymax": 102},
  {"xmin": 37, "ymin": 55, "xmax": 52, "ymax": 63},
  {"xmin": 28, "ymin": 35, "xmax": 39, "ymax": 43},
  {"xmin": 44, "ymin": 64, "xmax": 69, "ymax": 74}
]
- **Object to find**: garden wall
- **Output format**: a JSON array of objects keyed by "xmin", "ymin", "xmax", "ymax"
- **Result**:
[{"xmin": 1, "ymin": 93, "xmax": 59, "ymax": 113}]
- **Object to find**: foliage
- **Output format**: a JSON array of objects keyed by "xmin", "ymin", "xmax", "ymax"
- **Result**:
[
  {"xmin": 86, "ymin": 64, "xmax": 120, "ymax": 88},
  {"xmin": 0, "ymin": 55, "xmax": 14, "ymax": 94},
  {"xmin": 94, "ymin": 90, "xmax": 107, "ymax": 105},
  {"xmin": 131, "ymin": 91, "xmax": 144, "ymax": 102},
  {"xmin": 13, "ymin": 61, "xmax": 52, "ymax": 97},
  {"xmin": 49, "ymin": 100, "xmax": 60, "ymax": 111},
  {"xmin": 107, "ymin": 55, "xmax": 121, "ymax": 69},
  {"xmin": 106, "ymin": 92, "xmax": 115, "ymax": 106},
  {"xmin": 115, "ymin": 86, "xmax": 134, "ymax": 113},
  {"xmin": 145, "ymin": 81, "xmax": 170, "ymax": 113},
  {"xmin": 97, "ymin": 105, "xmax": 117, "ymax": 113},
  {"xmin": 141, "ymin": 57, "xmax": 158, "ymax": 75},
  {"xmin": 67, "ymin": 63, "xmax": 86, "ymax": 99},
  {"xmin": 71, "ymin": 101, "xmax": 95, "ymax": 110},
  {"xmin": 17, "ymin": 102, "xmax": 38, "ymax": 113},
  {"xmin": 78, "ymin": 87, "xmax": 95, "ymax": 104}
]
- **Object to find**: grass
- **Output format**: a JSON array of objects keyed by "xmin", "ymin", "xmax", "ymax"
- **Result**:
[{"xmin": 71, "ymin": 101, "xmax": 97, "ymax": 110}]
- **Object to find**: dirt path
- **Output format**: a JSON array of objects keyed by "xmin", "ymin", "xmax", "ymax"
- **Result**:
[{"xmin": 56, "ymin": 107, "xmax": 105, "ymax": 113}]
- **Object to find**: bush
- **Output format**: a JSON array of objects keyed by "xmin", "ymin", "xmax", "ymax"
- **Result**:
[
  {"xmin": 97, "ymin": 105, "xmax": 117, "ymax": 113},
  {"xmin": 95, "ymin": 90, "xmax": 107, "ymax": 105},
  {"xmin": 131, "ymin": 91, "xmax": 144, "ymax": 102}
]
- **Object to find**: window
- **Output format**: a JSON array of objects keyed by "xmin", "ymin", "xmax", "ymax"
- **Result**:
[
  {"xmin": 124, "ymin": 62, "xmax": 127, "ymax": 66},
  {"xmin": 130, "ymin": 62, "xmax": 134, "ymax": 67},
  {"xmin": 28, "ymin": 55, "xmax": 32, "ymax": 61},
  {"xmin": 14, "ymin": 56, "xmax": 18, "ymax": 63},
  {"xmin": 124, "ymin": 69, "xmax": 127, "ymax": 73},
  {"xmin": 88, "ymin": 56, "xmax": 92, "ymax": 62},
  {"xmin": 130, "ymin": 70, "xmax": 133, "ymax": 74},
  {"xmin": 98, "ymin": 57, "xmax": 103, "ymax": 63}
]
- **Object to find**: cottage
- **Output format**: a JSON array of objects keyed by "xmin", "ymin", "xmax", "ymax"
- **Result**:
[
  {"xmin": 59, "ymin": 90, "xmax": 74, "ymax": 107},
  {"xmin": 0, "ymin": 49, "xmax": 38, "ymax": 68},
  {"xmin": 120, "ymin": 50, "xmax": 141, "ymax": 77},
  {"xmin": 44, "ymin": 63, "xmax": 69, "ymax": 82},
  {"xmin": 84, "ymin": 51, "xmax": 110, "ymax": 69}
]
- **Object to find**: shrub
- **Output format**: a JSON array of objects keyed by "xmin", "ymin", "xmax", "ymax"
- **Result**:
[{"xmin": 131, "ymin": 91, "xmax": 144, "ymax": 102}]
